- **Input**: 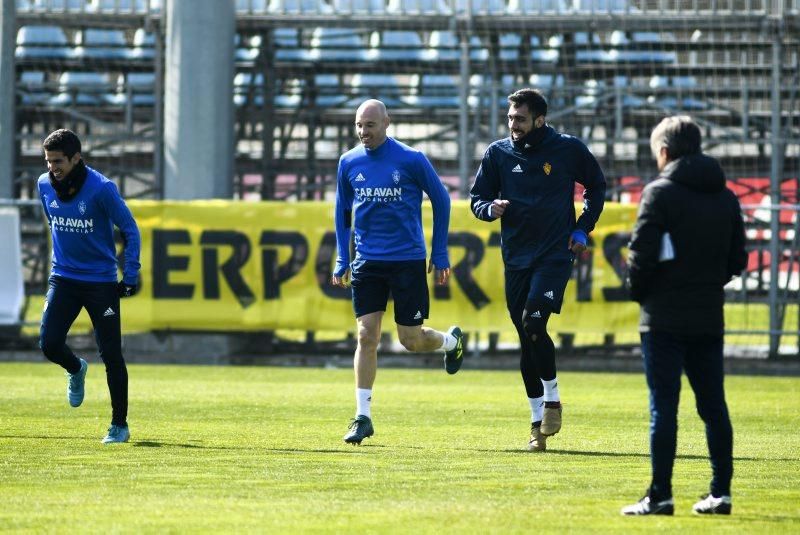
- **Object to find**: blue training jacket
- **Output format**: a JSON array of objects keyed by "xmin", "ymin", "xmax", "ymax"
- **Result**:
[
  {"xmin": 470, "ymin": 125, "xmax": 606, "ymax": 270},
  {"xmin": 334, "ymin": 137, "xmax": 451, "ymax": 276},
  {"xmin": 38, "ymin": 165, "xmax": 141, "ymax": 284}
]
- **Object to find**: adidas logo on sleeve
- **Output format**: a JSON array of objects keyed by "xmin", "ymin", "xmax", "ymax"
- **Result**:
[
  {"xmin": 512, "ymin": 164, "xmax": 523, "ymax": 173},
  {"xmin": 49, "ymin": 199, "xmax": 59, "ymax": 208}
]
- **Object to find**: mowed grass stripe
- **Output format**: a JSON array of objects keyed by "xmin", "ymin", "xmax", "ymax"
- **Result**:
[{"xmin": 0, "ymin": 363, "xmax": 798, "ymax": 533}]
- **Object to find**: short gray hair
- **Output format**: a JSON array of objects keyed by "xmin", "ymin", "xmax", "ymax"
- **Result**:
[{"xmin": 649, "ymin": 115, "xmax": 701, "ymax": 160}]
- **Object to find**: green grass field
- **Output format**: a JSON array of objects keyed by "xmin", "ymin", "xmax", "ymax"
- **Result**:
[{"xmin": 1, "ymin": 362, "xmax": 798, "ymax": 533}]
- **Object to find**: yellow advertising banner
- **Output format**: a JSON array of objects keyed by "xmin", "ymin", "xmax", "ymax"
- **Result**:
[{"xmin": 40, "ymin": 200, "xmax": 644, "ymax": 336}]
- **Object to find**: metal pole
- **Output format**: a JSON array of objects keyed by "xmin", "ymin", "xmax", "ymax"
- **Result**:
[
  {"xmin": 260, "ymin": 30, "xmax": 276, "ymax": 200},
  {"xmin": 163, "ymin": 0, "xmax": 234, "ymax": 199},
  {"xmin": 488, "ymin": 35, "xmax": 498, "ymax": 139},
  {"xmin": 153, "ymin": 17, "xmax": 165, "ymax": 198},
  {"xmin": 458, "ymin": 30, "xmax": 471, "ymax": 196},
  {"xmin": 768, "ymin": 20, "xmax": 784, "ymax": 358},
  {"xmin": 0, "ymin": 0, "xmax": 15, "ymax": 199}
]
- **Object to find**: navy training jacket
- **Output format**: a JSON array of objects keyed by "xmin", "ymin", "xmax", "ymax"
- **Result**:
[{"xmin": 469, "ymin": 125, "xmax": 606, "ymax": 270}]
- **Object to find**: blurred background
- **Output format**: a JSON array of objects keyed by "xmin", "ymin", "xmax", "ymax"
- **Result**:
[{"xmin": 0, "ymin": 0, "xmax": 797, "ymax": 360}]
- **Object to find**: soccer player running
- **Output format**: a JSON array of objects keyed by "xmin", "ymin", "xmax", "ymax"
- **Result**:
[
  {"xmin": 470, "ymin": 88, "xmax": 605, "ymax": 452},
  {"xmin": 332, "ymin": 99, "xmax": 464, "ymax": 445},
  {"xmin": 37, "ymin": 129, "xmax": 141, "ymax": 444},
  {"xmin": 621, "ymin": 116, "xmax": 747, "ymax": 516}
]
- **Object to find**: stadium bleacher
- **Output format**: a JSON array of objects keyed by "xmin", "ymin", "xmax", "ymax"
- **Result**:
[
  {"xmin": 10, "ymin": 0, "xmax": 800, "ymax": 202},
  {"xmin": 15, "ymin": 25, "xmax": 71, "ymax": 59},
  {"xmin": 130, "ymin": 28, "xmax": 154, "ymax": 60},
  {"xmin": 6, "ymin": 0, "xmax": 799, "ymax": 356}
]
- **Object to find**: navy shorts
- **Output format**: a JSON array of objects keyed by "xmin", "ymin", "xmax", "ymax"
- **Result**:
[
  {"xmin": 350, "ymin": 259, "xmax": 429, "ymax": 326},
  {"xmin": 505, "ymin": 258, "xmax": 573, "ymax": 319}
]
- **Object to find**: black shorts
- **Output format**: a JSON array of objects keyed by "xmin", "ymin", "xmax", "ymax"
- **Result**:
[
  {"xmin": 350, "ymin": 259, "xmax": 429, "ymax": 326},
  {"xmin": 505, "ymin": 258, "xmax": 573, "ymax": 319}
]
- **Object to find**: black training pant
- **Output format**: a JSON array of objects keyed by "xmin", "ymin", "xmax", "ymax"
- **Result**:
[
  {"xmin": 642, "ymin": 331, "xmax": 733, "ymax": 500},
  {"xmin": 40, "ymin": 275, "xmax": 128, "ymax": 427},
  {"xmin": 505, "ymin": 267, "xmax": 559, "ymax": 399}
]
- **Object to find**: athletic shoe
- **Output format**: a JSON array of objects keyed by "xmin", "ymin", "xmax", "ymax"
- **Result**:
[
  {"xmin": 67, "ymin": 358, "xmax": 88, "ymax": 408},
  {"xmin": 540, "ymin": 402, "xmax": 562, "ymax": 436},
  {"xmin": 343, "ymin": 415, "xmax": 374, "ymax": 445},
  {"xmin": 102, "ymin": 424, "xmax": 130, "ymax": 444},
  {"xmin": 527, "ymin": 423, "xmax": 546, "ymax": 452},
  {"xmin": 621, "ymin": 495, "xmax": 675, "ymax": 516},
  {"xmin": 693, "ymin": 494, "xmax": 732, "ymax": 515},
  {"xmin": 443, "ymin": 326, "xmax": 464, "ymax": 375}
]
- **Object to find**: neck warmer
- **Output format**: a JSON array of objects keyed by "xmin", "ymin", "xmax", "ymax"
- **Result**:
[
  {"xmin": 512, "ymin": 124, "xmax": 548, "ymax": 151},
  {"xmin": 49, "ymin": 159, "xmax": 88, "ymax": 201}
]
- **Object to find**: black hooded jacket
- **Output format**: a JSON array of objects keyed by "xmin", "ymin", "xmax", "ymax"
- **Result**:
[{"xmin": 626, "ymin": 153, "xmax": 747, "ymax": 335}]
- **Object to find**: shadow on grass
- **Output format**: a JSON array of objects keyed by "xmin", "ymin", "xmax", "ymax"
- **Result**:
[
  {"xmin": 0, "ymin": 436, "xmax": 245, "ymax": 450},
  {"xmin": 495, "ymin": 448, "xmax": 759, "ymax": 461},
  {"xmin": 133, "ymin": 440, "xmax": 241, "ymax": 450},
  {"xmin": 266, "ymin": 444, "xmax": 392, "ymax": 454},
  {"xmin": 0, "ymin": 436, "xmax": 776, "ymax": 462},
  {"xmin": 0, "ymin": 434, "xmax": 92, "ymax": 441}
]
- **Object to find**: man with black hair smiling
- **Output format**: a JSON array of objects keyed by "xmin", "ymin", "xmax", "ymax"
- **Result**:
[
  {"xmin": 38, "ymin": 128, "xmax": 140, "ymax": 444},
  {"xmin": 470, "ymin": 88, "xmax": 606, "ymax": 452}
]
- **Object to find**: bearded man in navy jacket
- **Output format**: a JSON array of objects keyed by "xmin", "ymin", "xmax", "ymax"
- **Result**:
[
  {"xmin": 38, "ymin": 129, "xmax": 141, "ymax": 444},
  {"xmin": 470, "ymin": 88, "xmax": 606, "ymax": 452}
]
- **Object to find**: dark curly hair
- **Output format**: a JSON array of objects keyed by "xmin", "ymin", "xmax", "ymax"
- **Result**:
[
  {"xmin": 43, "ymin": 129, "xmax": 82, "ymax": 159},
  {"xmin": 507, "ymin": 88, "xmax": 548, "ymax": 118}
]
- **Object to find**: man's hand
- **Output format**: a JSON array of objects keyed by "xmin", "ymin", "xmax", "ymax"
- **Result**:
[
  {"xmin": 491, "ymin": 199, "xmax": 510, "ymax": 218},
  {"xmin": 331, "ymin": 268, "xmax": 351, "ymax": 288},
  {"xmin": 568, "ymin": 229, "xmax": 588, "ymax": 254},
  {"xmin": 428, "ymin": 259, "xmax": 450, "ymax": 286},
  {"xmin": 117, "ymin": 280, "xmax": 139, "ymax": 298}
]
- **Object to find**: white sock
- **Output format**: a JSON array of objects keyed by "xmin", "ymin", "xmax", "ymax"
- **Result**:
[
  {"xmin": 528, "ymin": 396, "xmax": 544, "ymax": 423},
  {"xmin": 438, "ymin": 331, "xmax": 457, "ymax": 352},
  {"xmin": 356, "ymin": 388, "xmax": 372, "ymax": 418},
  {"xmin": 542, "ymin": 378, "xmax": 560, "ymax": 402}
]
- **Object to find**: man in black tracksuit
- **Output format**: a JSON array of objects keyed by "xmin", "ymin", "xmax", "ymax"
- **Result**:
[
  {"xmin": 622, "ymin": 116, "xmax": 747, "ymax": 516},
  {"xmin": 470, "ymin": 88, "xmax": 606, "ymax": 452}
]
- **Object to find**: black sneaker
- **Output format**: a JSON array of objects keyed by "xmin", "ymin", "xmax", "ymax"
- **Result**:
[
  {"xmin": 621, "ymin": 495, "xmax": 675, "ymax": 516},
  {"xmin": 343, "ymin": 415, "xmax": 374, "ymax": 445},
  {"xmin": 693, "ymin": 494, "xmax": 732, "ymax": 515},
  {"xmin": 443, "ymin": 326, "xmax": 464, "ymax": 375}
]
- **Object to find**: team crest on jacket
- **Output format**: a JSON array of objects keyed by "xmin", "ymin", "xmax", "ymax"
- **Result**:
[
  {"xmin": 78, "ymin": 200, "xmax": 87, "ymax": 215},
  {"xmin": 392, "ymin": 170, "xmax": 401, "ymax": 184},
  {"xmin": 543, "ymin": 162, "xmax": 552, "ymax": 175}
]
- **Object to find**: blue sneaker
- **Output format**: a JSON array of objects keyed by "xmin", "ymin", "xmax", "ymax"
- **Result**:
[
  {"xmin": 444, "ymin": 326, "xmax": 464, "ymax": 375},
  {"xmin": 102, "ymin": 425, "xmax": 130, "ymax": 444},
  {"xmin": 343, "ymin": 415, "xmax": 374, "ymax": 445},
  {"xmin": 67, "ymin": 358, "xmax": 88, "ymax": 407}
]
